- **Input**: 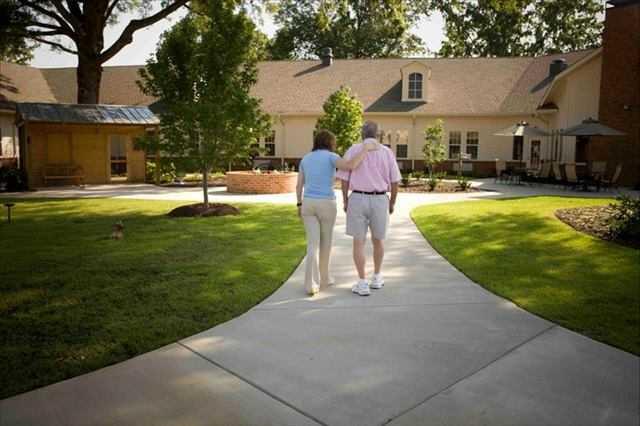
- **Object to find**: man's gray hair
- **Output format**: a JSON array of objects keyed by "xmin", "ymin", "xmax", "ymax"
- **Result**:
[{"xmin": 361, "ymin": 121, "xmax": 379, "ymax": 140}]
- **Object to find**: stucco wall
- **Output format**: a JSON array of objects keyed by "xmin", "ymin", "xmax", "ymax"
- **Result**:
[
  {"xmin": 25, "ymin": 123, "xmax": 147, "ymax": 187},
  {"xmin": 274, "ymin": 113, "xmax": 548, "ymax": 170},
  {"xmin": 545, "ymin": 54, "xmax": 603, "ymax": 164}
]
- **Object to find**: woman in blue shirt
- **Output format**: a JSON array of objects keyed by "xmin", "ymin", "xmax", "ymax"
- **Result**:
[{"xmin": 296, "ymin": 130, "xmax": 375, "ymax": 295}]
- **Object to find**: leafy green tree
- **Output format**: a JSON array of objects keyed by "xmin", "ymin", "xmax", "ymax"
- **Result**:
[
  {"xmin": 270, "ymin": 0, "xmax": 425, "ymax": 59},
  {"xmin": 315, "ymin": 86, "xmax": 363, "ymax": 155},
  {"xmin": 436, "ymin": 0, "xmax": 603, "ymax": 57},
  {"xmin": 138, "ymin": 0, "xmax": 270, "ymax": 207},
  {"xmin": 0, "ymin": 0, "xmax": 189, "ymax": 103},
  {"xmin": 422, "ymin": 119, "xmax": 446, "ymax": 178}
]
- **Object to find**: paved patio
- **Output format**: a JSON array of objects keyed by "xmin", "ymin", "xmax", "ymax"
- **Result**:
[{"xmin": 1, "ymin": 182, "xmax": 638, "ymax": 426}]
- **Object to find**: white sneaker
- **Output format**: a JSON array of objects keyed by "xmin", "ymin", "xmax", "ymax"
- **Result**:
[
  {"xmin": 370, "ymin": 274, "xmax": 384, "ymax": 290},
  {"xmin": 351, "ymin": 280, "xmax": 371, "ymax": 296},
  {"xmin": 306, "ymin": 285, "xmax": 320, "ymax": 296}
]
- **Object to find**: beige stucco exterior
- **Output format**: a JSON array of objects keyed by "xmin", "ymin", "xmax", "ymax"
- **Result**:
[
  {"xmin": 23, "ymin": 123, "xmax": 147, "ymax": 187},
  {"xmin": 542, "ymin": 52, "xmax": 603, "ymax": 164},
  {"xmin": 260, "ymin": 113, "xmax": 547, "ymax": 171},
  {"xmin": 253, "ymin": 53, "xmax": 605, "ymax": 175}
]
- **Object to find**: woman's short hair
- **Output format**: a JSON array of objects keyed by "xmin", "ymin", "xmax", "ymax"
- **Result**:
[{"xmin": 313, "ymin": 129, "xmax": 337, "ymax": 152}]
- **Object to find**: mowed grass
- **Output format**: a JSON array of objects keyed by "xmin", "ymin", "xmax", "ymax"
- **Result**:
[
  {"xmin": 412, "ymin": 196, "xmax": 640, "ymax": 355},
  {"xmin": 0, "ymin": 198, "xmax": 305, "ymax": 399}
]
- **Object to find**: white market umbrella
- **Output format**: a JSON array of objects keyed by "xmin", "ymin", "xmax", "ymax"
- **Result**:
[{"xmin": 494, "ymin": 121, "xmax": 551, "ymax": 137}]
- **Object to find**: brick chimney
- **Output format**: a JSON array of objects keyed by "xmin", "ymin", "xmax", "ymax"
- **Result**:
[{"xmin": 592, "ymin": 0, "xmax": 640, "ymax": 187}]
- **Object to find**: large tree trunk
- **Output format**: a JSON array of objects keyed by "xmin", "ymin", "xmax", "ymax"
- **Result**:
[{"xmin": 76, "ymin": 56, "xmax": 102, "ymax": 104}]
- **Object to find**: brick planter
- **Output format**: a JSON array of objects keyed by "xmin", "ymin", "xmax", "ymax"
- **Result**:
[{"xmin": 226, "ymin": 171, "xmax": 298, "ymax": 194}]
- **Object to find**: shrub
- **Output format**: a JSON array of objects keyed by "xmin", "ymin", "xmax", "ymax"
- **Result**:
[
  {"xmin": 412, "ymin": 171, "xmax": 424, "ymax": 180},
  {"xmin": 607, "ymin": 195, "xmax": 640, "ymax": 241},
  {"xmin": 427, "ymin": 174, "xmax": 438, "ymax": 191},
  {"xmin": 401, "ymin": 172, "xmax": 412, "ymax": 187},
  {"xmin": 0, "ymin": 167, "xmax": 28, "ymax": 192},
  {"xmin": 146, "ymin": 160, "xmax": 177, "ymax": 184},
  {"xmin": 457, "ymin": 175, "xmax": 472, "ymax": 191}
]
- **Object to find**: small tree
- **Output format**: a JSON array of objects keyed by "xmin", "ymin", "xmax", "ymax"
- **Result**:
[
  {"xmin": 315, "ymin": 86, "xmax": 363, "ymax": 155},
  {"xmin": 422, "ymin": 119, "xmax": 446, "ymax": 178},
  {"xmin": 138, "ymin": 1, "xmax": 270, "ymax": 207}
]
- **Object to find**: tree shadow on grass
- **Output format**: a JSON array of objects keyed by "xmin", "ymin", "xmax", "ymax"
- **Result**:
[
  {"xmin": 0, "ymin": 198, "xmax": 306, "ymax": 398},
  {"xmin": 413, "ymin": 209, "xmax": 640, "ymax": 355}
]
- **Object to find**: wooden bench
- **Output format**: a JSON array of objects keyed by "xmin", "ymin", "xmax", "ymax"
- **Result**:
[{"xmin": 43, "ymin": 164, "xmax": 85, "ymax": 186}]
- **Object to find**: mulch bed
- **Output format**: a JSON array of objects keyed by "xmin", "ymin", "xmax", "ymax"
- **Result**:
[
  {"xmin": 162, "ymin": 176, "xmax": 227, "ymax": 188},
  {"xmin": 555, "ymin": 206, "xmax": 639, "ymax": 249},
  {"xmin": 399, "ymin": 180, "xmax": 478, "ymax": 193},
  {"xmin": 332, "ymin": 179, "xmax": 477, "ymax": 193},
  {"xmin": 168, "ymin": 203, "xmax": 240, "ymax": 218}
]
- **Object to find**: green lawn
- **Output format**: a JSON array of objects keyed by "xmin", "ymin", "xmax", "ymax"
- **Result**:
[
  {"xmin": 0, "ymin": 198, "xmax": 305, "ymax": 399},
  {"xmin": 412, "ymin": 196, "xmax": 640, "ymax": 355}
]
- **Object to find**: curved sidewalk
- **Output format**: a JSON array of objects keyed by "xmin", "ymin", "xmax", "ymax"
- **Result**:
[{"xmin": 1, "ymin": 189, "xmax": 638, "ymax": 426}]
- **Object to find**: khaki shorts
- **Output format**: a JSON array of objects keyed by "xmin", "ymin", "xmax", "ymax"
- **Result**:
[{"xmin": 346, "ymin": 192, "xmax": 389, "ymax": 240}]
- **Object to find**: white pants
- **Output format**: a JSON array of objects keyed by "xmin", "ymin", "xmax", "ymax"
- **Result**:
[{"xmin": 301, "ymin": 198, "xmax": 337, "ymax": 293}]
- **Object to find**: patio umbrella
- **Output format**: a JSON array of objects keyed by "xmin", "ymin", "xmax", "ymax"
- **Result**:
[
  {"xmin": 494, "ymin": 121, "xmax": 551, "ymax": 137},
  {"xmin": 560, "ymin": 117, "xmax": 626, "ymax": 136}
]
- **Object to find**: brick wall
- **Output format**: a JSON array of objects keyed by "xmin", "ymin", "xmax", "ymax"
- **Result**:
[
  {"xmin": 226, "ymin": 171, "xmax": 298, "ymax": 194},
  {"xmin": 591, "ymin": 2, "xmax": 640, "ymax": 187}
]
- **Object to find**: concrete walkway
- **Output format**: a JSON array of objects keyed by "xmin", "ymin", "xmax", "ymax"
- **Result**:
[{"xmin": 1, "ymin": 183, "xmax": 638, "ymax": 426}]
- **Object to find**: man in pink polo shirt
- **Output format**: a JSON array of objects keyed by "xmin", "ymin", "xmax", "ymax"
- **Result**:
[{"xmin": 336, "ymin": 121, "xmax": 402, "ymax": 296}]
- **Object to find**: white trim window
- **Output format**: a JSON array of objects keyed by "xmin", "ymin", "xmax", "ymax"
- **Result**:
[
  {"xmin": 395, "ymin": 130, "xmax": 408, "ymax": 158},
  {"xmin": 466, "ymin": 131, "xmax": 479, "ymax": 160},
  {"xmin": 263, "ymin": 130, "xmax": 276, "ymax": 157},
  {"xmin": 408, "ymin": 73, "xmax": 423, "ymax": 100},
  {"xmin": 448, "ymin": 131, "xmax": 461, "ymax": 159}
]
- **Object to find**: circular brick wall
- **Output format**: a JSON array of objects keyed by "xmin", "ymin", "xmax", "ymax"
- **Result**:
[{"xmin": 226, "ymin": 171, "xmax": 298, "ymax": 194}]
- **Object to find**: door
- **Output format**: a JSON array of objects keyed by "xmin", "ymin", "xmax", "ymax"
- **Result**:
[
  {"xmin": 530, "ymin": 140, "xmax": 541, "ymax": 168},
  {"xmin": 575, "ymin": 136, "xmax": 589, "ymax": 163},
  {"xmin": 109, "ymin": 135, "xmax": 128, "ymax": 181},
  {"xmin": 512, "ymin": 136, "xmax": 523, "ymax": 161}
]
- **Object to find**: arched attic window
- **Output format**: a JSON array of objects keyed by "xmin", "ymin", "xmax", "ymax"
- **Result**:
[{"xmin": 408, "ymin": 72, "xmax": 423, "ymax": 99}]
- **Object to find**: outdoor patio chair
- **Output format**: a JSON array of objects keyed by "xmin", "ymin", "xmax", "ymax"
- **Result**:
[
  {"xmin": 601, "ymin": 164, "xmax": 623, "ymax": 191},
  {"xmin": 591, "ymin": 161, "xmax": 607, "ymax": 177},
  {"xmin": 525, "ymin": 161, "xmax": 551, "ymax": 185}
]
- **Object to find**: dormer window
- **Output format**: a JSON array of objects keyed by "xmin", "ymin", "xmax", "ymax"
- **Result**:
[{"xmin": 408, "ymin": 73, "xmax": 423, "ymax": 99}]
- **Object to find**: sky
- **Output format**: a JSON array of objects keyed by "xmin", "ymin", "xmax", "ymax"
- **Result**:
[{"xmin": 30, "ymin": 7, "xmax": 445, "ymax": 68}]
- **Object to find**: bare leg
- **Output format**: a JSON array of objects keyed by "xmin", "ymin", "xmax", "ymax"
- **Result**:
[
  {"xmin": 353, "ymin": 238, "xmax": 366, "ymax": 280},
  {"xmin": 372, "ymin": 238, "xmax": 384, "ymax": 274}
]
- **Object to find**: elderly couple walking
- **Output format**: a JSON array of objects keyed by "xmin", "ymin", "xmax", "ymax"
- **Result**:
[{"xmin": 296, "ymin": 121, "xmax": 402, "ymax": 296}]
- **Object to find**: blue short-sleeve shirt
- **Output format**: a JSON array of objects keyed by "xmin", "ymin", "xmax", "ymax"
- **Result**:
[{"xmin": 300, "ymin": 150, "xmax": 340, "ymax": 199}]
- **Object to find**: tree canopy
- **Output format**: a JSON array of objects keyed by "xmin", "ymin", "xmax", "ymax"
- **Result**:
[
  {"xmin": 269, "ymin": 0, "xmax": 427, "ymax": 59},
  {"xmin": 315, "ymin": 86, "xmax": 363, "ymax": 155},
  {"xmin": 138, "ymin": 0, "xmax": 270, "ymax": 206},
  {"xmin": 436, "ymin": 0, "xmax": 603, "ymax": 57},
  {"xmin": 0, "ymin": 0, "xmax": 189, "ymax": 103}
]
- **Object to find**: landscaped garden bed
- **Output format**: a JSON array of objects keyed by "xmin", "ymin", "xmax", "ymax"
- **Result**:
[
  {"xmin": 0, "ymin": 198, "xmax": 305, "ymax": 399},
  {"xmin": 412, "ymin": 196, "xmax": 640, "ymax": 354},
  {"xmin": 398, "ymin": 178, "xmax": 478, "ymax": 193}
]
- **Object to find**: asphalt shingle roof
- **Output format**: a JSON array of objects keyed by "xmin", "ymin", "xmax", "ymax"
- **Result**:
[{"xmin": 0, "ymin": 49, "xmax": 595, "ymax": 116}]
